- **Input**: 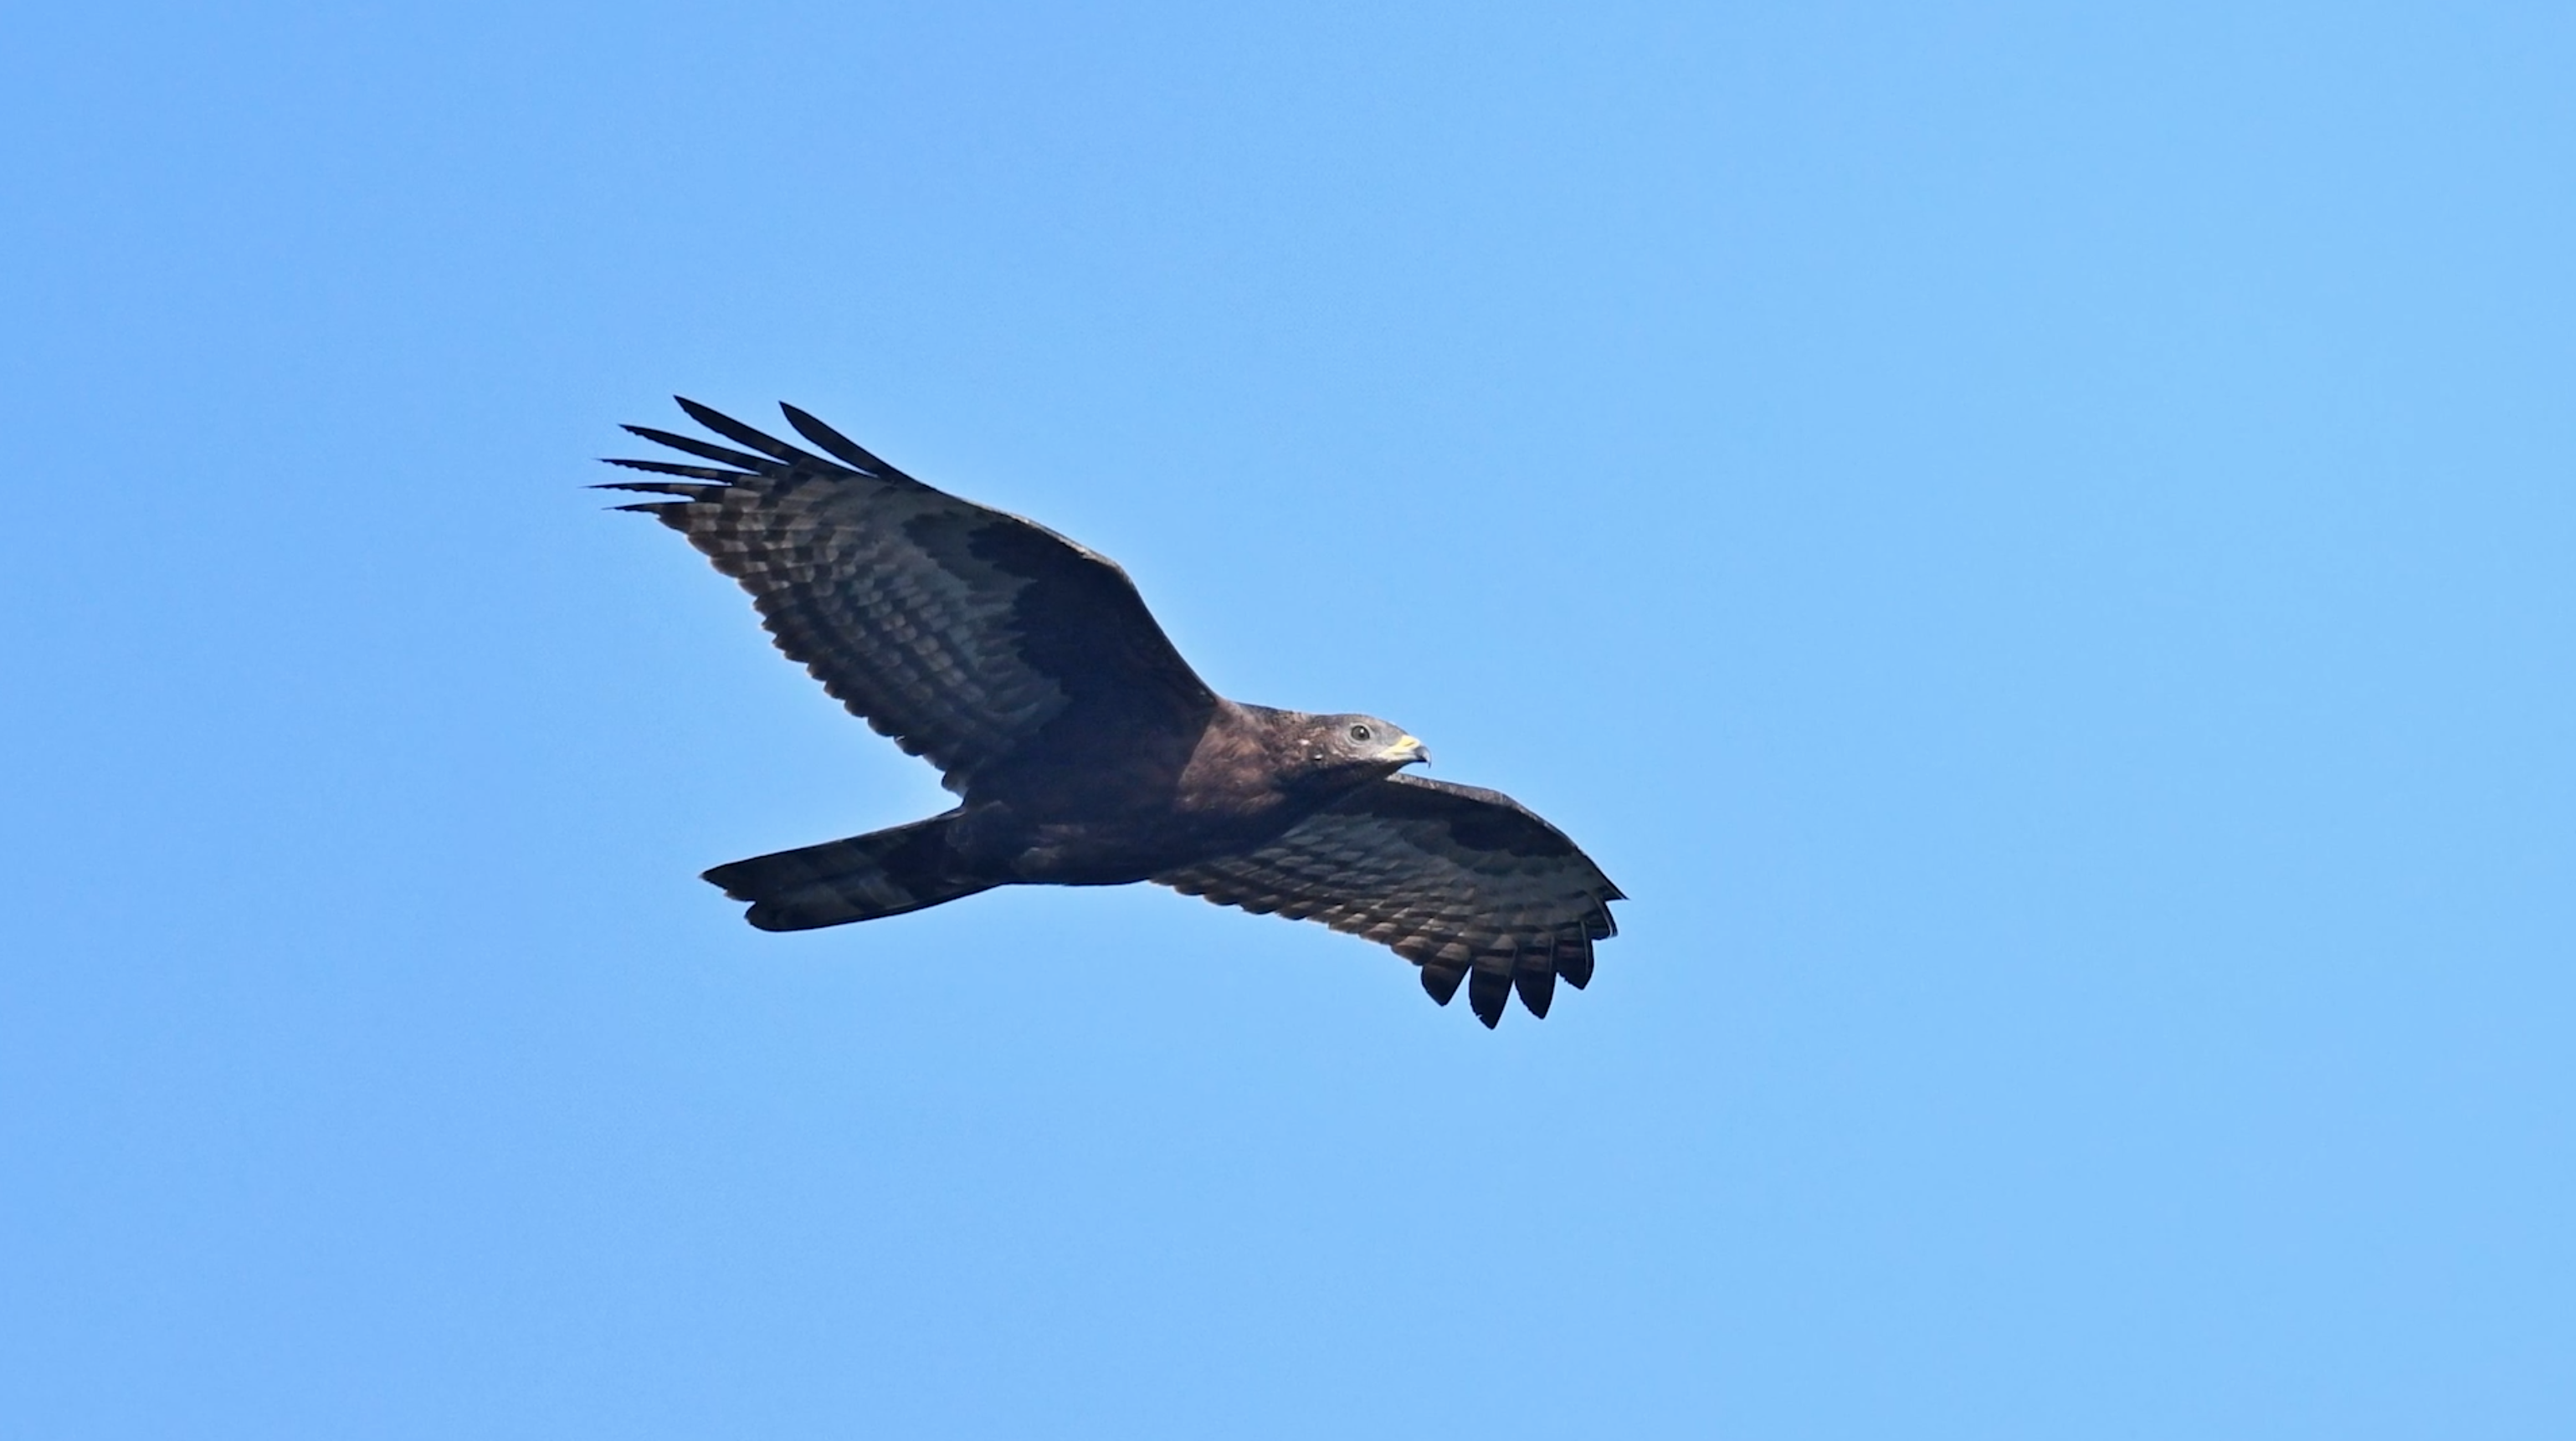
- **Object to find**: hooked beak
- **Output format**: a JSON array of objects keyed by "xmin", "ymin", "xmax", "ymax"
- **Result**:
[{"xmin": 1383, "ymin": 733, "xmax": 1431, "ymax": 768}]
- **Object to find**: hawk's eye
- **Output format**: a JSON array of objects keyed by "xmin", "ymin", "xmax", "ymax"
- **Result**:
[{"xmin": 1348, "ymin": 724, "xmax": 1373, "ymax": 742}]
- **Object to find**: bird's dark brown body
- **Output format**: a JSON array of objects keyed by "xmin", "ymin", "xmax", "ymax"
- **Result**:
[
  {"xmin": 607, "ymin": 399, "xmax": 1622, "ymax": 1027},
  {"xmin": 946, "ymin": 701, "xmax": 1417, "ymax": 886}
]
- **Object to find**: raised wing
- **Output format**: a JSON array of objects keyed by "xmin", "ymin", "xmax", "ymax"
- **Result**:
[
  {"xmin": 603, "ymin": 399, "xmax": 1217, "ymax": 792},
  {"xmin": 1154, "ymin": 773, "xmax": 1624, "ymax": 1027}
]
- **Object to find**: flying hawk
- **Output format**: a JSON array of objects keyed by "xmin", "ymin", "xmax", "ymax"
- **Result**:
[{"xmin": 603, "ymin": 399, "xmax": 1624, "ymax": 1026}]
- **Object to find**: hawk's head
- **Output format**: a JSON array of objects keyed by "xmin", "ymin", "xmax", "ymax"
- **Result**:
[{"xmin": 1286, "ymin": 713, "xmax": 1429, "ymax": 790}]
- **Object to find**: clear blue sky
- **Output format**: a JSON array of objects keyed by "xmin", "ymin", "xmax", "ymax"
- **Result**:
[{"xmin": 6, "ymin": 3, "xmax": 2571, "ymax": 1436}]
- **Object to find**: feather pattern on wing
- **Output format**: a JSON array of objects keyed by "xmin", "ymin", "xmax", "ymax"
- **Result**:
[
  {"xmin": 1153, "ymin": 773, "xmax": 1624, "ymax": 1027},
  {"xmin": 600, "ymin": 399, "xmax": 1216, "ymax": 792}
]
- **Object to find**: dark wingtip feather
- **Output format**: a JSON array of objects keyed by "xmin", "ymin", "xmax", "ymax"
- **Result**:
[
  {"xmin": 672, "ymin": 397, "xmax": 829, "ymax": 469},
  {"xmin": 1467, "ymin": 968, "xmax": 1510, "ymax": 1028},
  {"xmin": 593, "ymin": 479, "xmax": 716, "ymax": 498},
  {"xmin": 600, "ymin": 457, "xmax": 738, "ymax": 480},
  {"xmin": 620, "ymin": 424, "xmax": 774, "ymax": 473},
  {"xmin": 780, "ymin": 403, "xmax": 899, "ymax": 475},
  {"xmin": 1557, "ymin": 941, "xmax": 1595, "ymax": 990},
  {"xmin": 1514, "ymin": 966, "xmax": 1555, "ymax": 1019},
  {"xmin": 1419, "ymin": 963, "xmax": 1465, "ymax": 1006}
]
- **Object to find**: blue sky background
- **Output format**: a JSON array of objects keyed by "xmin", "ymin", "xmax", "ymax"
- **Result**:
[{"xmin": 6, "ymin": 3, "xmax": 2572, "ymax": 1436}]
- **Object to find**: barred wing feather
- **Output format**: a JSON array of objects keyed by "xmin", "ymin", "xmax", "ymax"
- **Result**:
[
  {"xmin": 1156, "ymin": 773, "xmax": 1624, "ymax": 1027},
  {"xmin": 600, "ymin": 399, "xmax": 1215, "ymax": 792}
]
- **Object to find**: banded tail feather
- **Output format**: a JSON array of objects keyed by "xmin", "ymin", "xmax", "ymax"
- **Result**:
[{"xmin": 702, "ymin": 813, "xmax": 997, "ymax": 931}]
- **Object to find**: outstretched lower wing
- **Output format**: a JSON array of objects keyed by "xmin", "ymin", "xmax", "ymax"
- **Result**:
[
  {"xmin": 603, "ymin": 399, "xmax": 1216, "ymax": 792},
  {"xmin": 1154, "ymin": 773, "xmax": 1624, "ymax": 1027}
]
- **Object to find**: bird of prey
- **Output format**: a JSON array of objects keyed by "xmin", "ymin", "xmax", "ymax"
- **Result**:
[{"xmin": 603, "ymin": 399, "xmax": 1623, "ymax": 1026}]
